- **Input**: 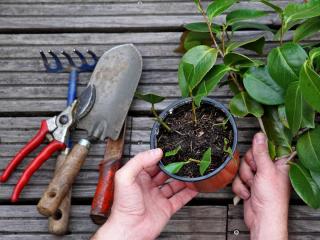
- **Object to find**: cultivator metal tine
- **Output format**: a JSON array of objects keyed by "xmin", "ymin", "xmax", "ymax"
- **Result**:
[
  {"xmin": 46, "ymin": 50, "xmax": 63, "ymax": 72},
  {"xmin": 73, "ymin": 49, "xmax": 87, "ymax": 65},
  {"xmin": 87, "ymin": 49, "xmax": 99, "ymax": 63},
  {"xmin": 40, "ymin": 50, "xmax": 50, "ymax": 70},
  {"xmin": 61, "ymin": 50, "xmax": 76, "ymax": 68}
]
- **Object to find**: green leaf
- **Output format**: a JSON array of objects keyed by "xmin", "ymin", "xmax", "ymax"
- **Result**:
[
  {"xmin": 164, "ymin": 162, "xmax": 186, "ymax": 174},
  {"xmin": 301, "ymin": 101, "xmax": 315, "ymax": 129},
  {"xmin": 183, "ymin": 32, "xmax": 212, "ymax": 51},
  {"xmin": 194, "ymin": 64, "xmax": 231, "ymax": 106},
  {"xmin": 267, "ymin": 43, "xmax": 308, "ymax": 89},
  {"xmin": 289, "ymin": 162, "xmax": 320, "ymax": 209},
  {"xmin": 262, "ymin": 106, "xmax": 292, "ymax": 156},
  {"xmin": 200, "ymin": 147, "xmax": 212, "ymax": 176},
  {"xmin": 283, "ymin": 0, "xmax": 320, "ymax": 26},
  {"xmin": 226, "ymin": 36, "xmax": 265, "ymax": 55},
  {"xmin": 207, "ymin": 0, "xmax": 237, "ymax": 21},
  {"xmin": 223, "ymin": 138, "xmax": 233, "ymax": 156},
  {"xmin": 259, "ymin": 0, "xmax": 283, "ymax": 14},
  {"xmin": 310, "ymin": 170, "xmax": 320, "ymax": 188},
  {"xmin": 229, "ymin": 91, "xmax": 264, "ymax": 118},
  {"xmin": 232, "ymin": 22, "xmax": 274, "ymax": 33},
  {"xmin": 278, "ymin": 105, "xmax": 289, "ymax": 128},
  {"xmin": 179, "ymin": 45, "xmax": 218, "ymax": 93},
  {"xmin": 224, "ymin": 52, "xmax": 263, "ymax": 68},
  {"xmin": 184, "ymin": 22, "xmax": 221, "ymax": 33},
  {"xmin": 309, "ymin": 47, "xmax": 320, "ymax": 63},
  {"xmin": 285, "ymin": 82, "xmax": 303, "ymax": 135},
  {"xmin": 300, "ymin": 61, "xmax": 320, "ymax": 112},
  {"xmin": 294, "ymin": 17, "xmax": 320, "ymax": 43},
  {"xmin": 226, "ymin": 9, "xmax": 267, "ymax": 26},
  {"xmin": 165, "ymin": 146, "xmax": 182, "ymax": 157},
  {"xmin": 268, "ymin": 140, "xmax": 277, "ymax": 160},
  {"xmin": 297, "ymin": 126, "xmax": 320, "ymax": 172},
  {"xmin": 135, "ymin": 92, "xmax": 165, "ymax": 104},
  {"xmin": 243, "ymin": 66, "xmax": 284, "ymax": 105}
]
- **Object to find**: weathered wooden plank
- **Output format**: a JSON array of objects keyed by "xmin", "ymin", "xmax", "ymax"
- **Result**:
[
  {"xmin": 228, "ymin": 233, "xmax": 320, "ymax": 240},
  {"xmin": 0, "ymin": 15, "xmax": 280, "ymax": 31},
  {"xmin": 0, "ymin": 31, "xmax": 314, "ymax": 46},
  {"xmin": 228, "ymin": 205, "xmax": 320, "ymax": 237},
  {"xmin": 0, "ymin": 235, "xmax": 225, "ymax": 240},
  {"xmin": 0, "ymin": 2, "xmax": 291, "ymax": 16},
  {"xmin": 0, "ymin": 0, "xmax": 301, "ymax": 3},
  {"xmin": 0, "ymin": 205, "xmax": 227, "ymax": 235}
]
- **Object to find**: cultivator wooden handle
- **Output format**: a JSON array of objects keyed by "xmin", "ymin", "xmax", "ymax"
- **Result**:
[
  {"xmin": 90, "ymin": 122, "xmax": 126, "ymax": 225},
  {"xmin": 48, "ymin": 153, "xmax": 72, "ymax": 235}
]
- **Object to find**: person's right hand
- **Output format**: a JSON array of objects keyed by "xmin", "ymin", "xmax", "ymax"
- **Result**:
[{"xmin": 232, "ymin": 132, "xmax": 290, "ymax": 240}]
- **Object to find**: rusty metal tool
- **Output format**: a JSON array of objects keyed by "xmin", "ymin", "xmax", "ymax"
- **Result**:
[
  {"xmin": 40, "ymin": 49, "xmax": 98, "ymax": 235},
  {"xmin": 90, "ymin": 121, "xmax": 126, "ymax": 225},
  {"xmin": 37, "ymin": 44, "xmax": 143, "ymax": 217}
]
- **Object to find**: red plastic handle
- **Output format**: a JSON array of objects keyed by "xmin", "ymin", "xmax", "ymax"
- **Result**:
[
  {"xmin": 11, "ymin": 140, "xmax": 66, "ymax": 202},
  {"xmin": 0, "ymin": 120, "xmax": 49, "ymax": 183}
]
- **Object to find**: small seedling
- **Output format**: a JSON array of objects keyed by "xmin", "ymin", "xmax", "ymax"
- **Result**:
[
  {"xmin": 135, "ymin": 92, "xmax": 172, "ymax": 132},
  {"xmin": 164, "ymin": 147, "xmax": 212, "ymax": 176},
  {"xmin": 165, "ymin": 146, "xmax": 182, "ymax": 157},
  {"xmin": 212, "ymin": 116, "xmax": 230, "ymax": 130},
  {"xmin": 223, "ymin": 138, "xmax": 233, "ymax": 157}
]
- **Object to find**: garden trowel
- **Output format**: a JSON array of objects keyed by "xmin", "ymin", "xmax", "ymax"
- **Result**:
[{"xmin": 37, "ymin": 44, "xmax": 143, "ymax": 217}]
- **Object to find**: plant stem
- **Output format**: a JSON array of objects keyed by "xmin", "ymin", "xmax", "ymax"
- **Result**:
[
  {"xmin": 230, "ymin": 72, "xmax": 244, "ymax": 91},
  {"xmin": 198, "ymin": 0, "xmax": 224, "ymax": 57},
  {"xmin": 191, "ymin": 98, "xmax": 198, "ymax": 124},
  {"xmin": 257, "ymin": 117, "xmax": 267, "ymax": 135},
  {"xmin": 151, "ymin": 104, "xmax": 172, "ymax": 132},
  {"xmin": 188, "ymin": 158, "xmax": 201, "ymax": 164}
]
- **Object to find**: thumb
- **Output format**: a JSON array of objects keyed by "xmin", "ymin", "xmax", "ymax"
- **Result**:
[
  {"xmin": 116, "ymin": 148, "xmax": 163, "ymax": 184},
  {"xmin": 252, "ymin": 132, "xmax": 274, "ymax": 173}
]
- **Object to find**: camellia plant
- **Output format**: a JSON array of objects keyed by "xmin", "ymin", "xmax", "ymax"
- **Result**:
[{"xmin": 174, "ymin": 0, "xmax": 320, "ymax": 208}]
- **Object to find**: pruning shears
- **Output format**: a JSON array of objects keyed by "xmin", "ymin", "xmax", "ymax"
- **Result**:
[{"xmin": 0, "ymin": 85, "xmax": 96, "ymax": 202}]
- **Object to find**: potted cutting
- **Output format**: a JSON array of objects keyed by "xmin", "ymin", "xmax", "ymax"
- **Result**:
[{"xmin": 137, "ymin": 0, "xmax": 320, "ymax": 205}]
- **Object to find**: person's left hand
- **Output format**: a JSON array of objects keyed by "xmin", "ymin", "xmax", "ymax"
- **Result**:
[{"xmin": 92, "ymin": 148, "xmax": 198, "ymax": 240}]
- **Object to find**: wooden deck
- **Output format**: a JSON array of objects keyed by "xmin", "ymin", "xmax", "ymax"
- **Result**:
[{"xmin": 1, "ymin": 0, "xmax": 320, "ymax": 239}]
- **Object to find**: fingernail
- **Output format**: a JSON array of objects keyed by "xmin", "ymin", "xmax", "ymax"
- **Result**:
[
  {"xmin": 151, "ymin": 148, "xmax": 162, "ymax": 156},
  {"xmin": 255, "ymin": 133, "xmax": 266, "ymax": 144}
]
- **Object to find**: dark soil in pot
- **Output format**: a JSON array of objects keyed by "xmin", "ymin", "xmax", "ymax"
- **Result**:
[{"xmin": 157, "ymin": 102, "xmax": 234, "ymax": 178}]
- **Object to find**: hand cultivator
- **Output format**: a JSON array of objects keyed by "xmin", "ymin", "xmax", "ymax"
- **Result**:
[{"xmin": 40, "ymin": 49, "xmax": 98, "ymax": 235}]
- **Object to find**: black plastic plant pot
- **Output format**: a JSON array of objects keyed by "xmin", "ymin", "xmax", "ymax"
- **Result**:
[{"xmin": 150, "ymin": 97, "xmax": 240, "ymax": 193}]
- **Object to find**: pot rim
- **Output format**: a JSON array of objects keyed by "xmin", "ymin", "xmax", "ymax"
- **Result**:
[{"xmin": 150, "ymin": 97, "xmax": 238, "ymax": 182}]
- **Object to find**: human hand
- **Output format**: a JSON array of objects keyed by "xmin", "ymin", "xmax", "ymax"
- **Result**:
[
  {"xmin": 232, "ymin": 133, "xmax": 290, "ymax": 240},
  {"xmin": 92, "ymin": 148, "xmax": 198, "ymax": 240}
]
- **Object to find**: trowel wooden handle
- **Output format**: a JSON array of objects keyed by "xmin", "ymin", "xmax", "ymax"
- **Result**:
[
  {"xmin": 37, "ymin": 139, "xmax": 90, "ymax": 217},
  {"xmin": 91, "ymin": 160, "xmax": 120, "ymax": 225},
  {"xmin": 48, "ymin": 153, "xmax": 72, "ymax": 235}
]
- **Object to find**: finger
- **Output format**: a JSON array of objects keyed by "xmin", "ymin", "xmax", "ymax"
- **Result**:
[
  {"xmin": 239, "ymin": 159, "xmax": 254, "ymax": 187},
  {"xmin": 153, "ymin": 171, "xmax": 170, "ymax": 186},
  {"xmin": 275, "ymin": 156, "xmax": 290, "ymax": 174},
  {"xmin": 169, "ymin": 188, "xmax": 198, "ymax": 214},
  {"xmin": 232, "ymin": 176, "xmax": 250, "ymax": 200},
  {"xmin": 244, "ymin": 149, "xmax": 256, "ymax": 172},
  {"xmin": 117, "ymin": 148, "xmax": 163, "ymax": 184},
  {"xmin": 160, "ymin": 180, "xmax": 186, "ymax": 198},
  {"xmin": 144, "ymin": 165, "xmax": 161, "ymax": 177},
  {"xmin": 252, "ymin": 133, "xmax": 274, "ymax": 173}
]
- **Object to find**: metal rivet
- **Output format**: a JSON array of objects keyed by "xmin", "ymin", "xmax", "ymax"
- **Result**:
[
  {"xmin": 59, "ymin": 115, "xmax": 69, "ymax": 124},
  {"xmin": 234, "ymin": 229, "xmax": 240, "ymax": 236}
]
